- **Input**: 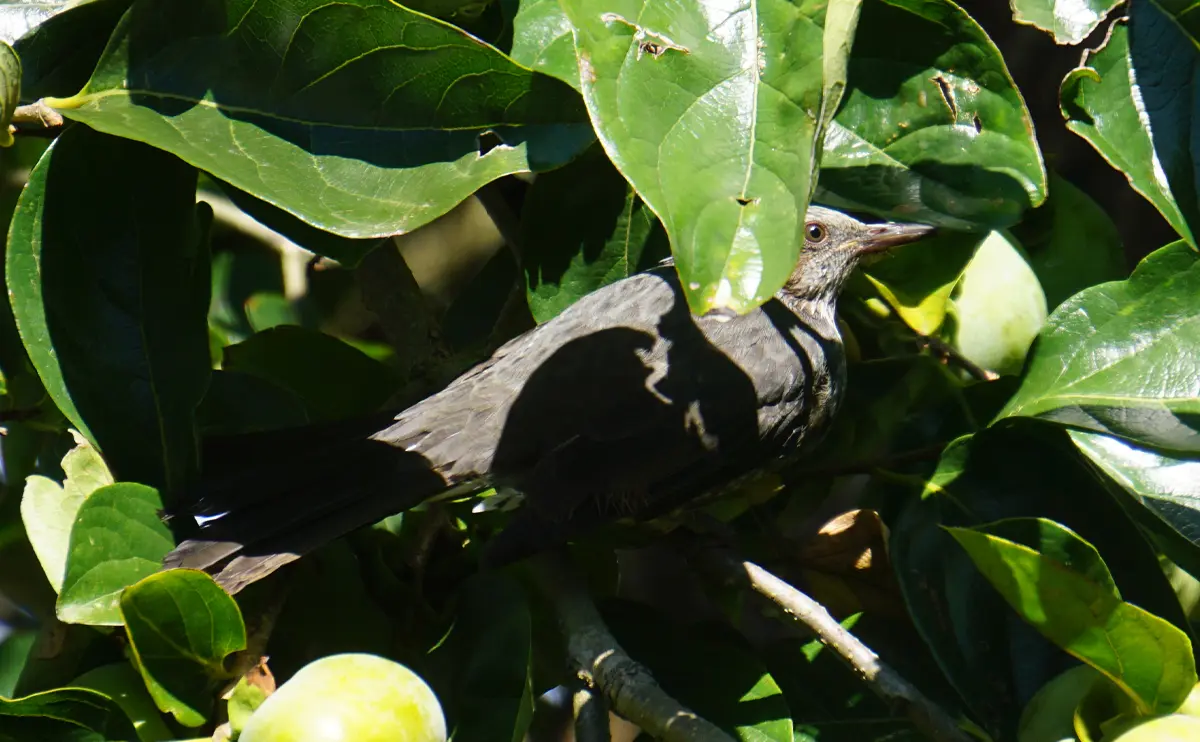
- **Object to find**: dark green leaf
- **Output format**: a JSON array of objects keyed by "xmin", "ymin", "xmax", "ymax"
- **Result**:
[
  {"xmin": 522, "ymin": 145, "xmax": 668, "ymax": 323},
  {"xmin": 57, "ymin": 483, "xmax": 173, "ymax": 626},
  {"xmin": 70, "ymin": 663, "xmax": 173, "ymax": 742},
  {"xmin": 222, "ymin": 326, "xmax": 398, "ymax": 421},
  {"xmin": 0, "ymin": 687, "xmax": 138, "ymax": 742},
  {"xmin": 1015, "ymin": 173, "xmax": 1125, "ymax": 310},
  {"xmin": 1017, "ymin": 665, "xmax": 1102, "ymax": 742},
  {"xmin": 819, "ymin": 0, "xmax": 1046, "ymax": 230},
  {"xmin": 121, "ymin": 569, "xmax": 246, "ymax": 727},
  {"xmin": 603, "ymin": 601, "xmax": 792, "ymax": 742},
  {"xmin": 999, "ymin": 241, "xmax": 1200, "ymax": 453},
  {"xmin": 7, "ymin": 126, "xmax": 211, "ymax": 494},
  {"xmin": 195, "ymin": 369, "xmax": 308, "ymax": 436},
  {"xmin": 1070, "ymin": 430, "xmax": 1200, "ymax": 569},
  {"xmin": 243, "ymin": 293, "xmax": 299, "ymax": 333},
  {"xmin": 510, "ymin": 0, "xmax": 579, "ymax": 89},
  {"xmin": 432, "ymin": 572, "xmax": 534, "ymax": 742},
  {"xmin": 1061, "ymin": 21, "xmax": 1193, "ymax": 245},
  {"xmin": 558, "ymin": 0, "xmax": 835, "ymax": 314},
  {"xmin": 891, "ymin": 426, "xmax": 1192, "ymax": 739},
  {"xmin": 21, "ymin": 433, "xmax": 113, "ymax": 593},
  {"xmin": 1010, "ymin": 0, "xmax": 1120, "ymax": 44},
  {"xmin": 48, "ymin": 0, "xmax": 592, "ymax": 238},
  {"xmin": 10, "ymin": 0, "xmax": 131, "ymax": 101},
  {"xmin": 947, "ymin": 518, "xmax": 1196, "ymax": 715}
]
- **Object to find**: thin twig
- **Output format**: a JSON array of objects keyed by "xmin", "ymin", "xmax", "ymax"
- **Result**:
[
  {"xmin": 531, "ymin": 553, "xmax": 735, "ymax": 742},
  {"xmin": 917, "ymin": 335, "xmax": 999, "ymax": 382},
  {"xmin": 715, "ymin": 556, "xmax": 972, "ymax": 742},
  {"xmin": 11, "ymin": 101, "xmax": 63, "ymax": 128}
]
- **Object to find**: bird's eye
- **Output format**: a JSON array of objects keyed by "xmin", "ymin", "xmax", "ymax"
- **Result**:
[{"xmin": 805, "ymin": 222, "xmax": 827, "ymax": 243}]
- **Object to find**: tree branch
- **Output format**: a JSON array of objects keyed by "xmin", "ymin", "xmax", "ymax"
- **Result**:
[
  {"xmin": 711, "ymin": 555, "xmax": 972, "ymax": 742},
  {"xmin": 530, "ymin": 553, "xmax": 735, "ymax": 742}
]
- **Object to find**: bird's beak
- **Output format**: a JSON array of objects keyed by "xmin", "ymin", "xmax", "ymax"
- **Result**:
[{"xmin": 855, "ymin": 222, "xmax": 935, "ymax": 255}]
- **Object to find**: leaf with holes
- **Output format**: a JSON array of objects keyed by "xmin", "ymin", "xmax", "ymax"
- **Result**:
[
  {"xmin": 818, "ymin": 0, "xmax": 1046, "ymax": 230},
  {"xmin": 559, "ymin": 0, "xmax": 849, "ymax": 314},
  {"xmin": 1010, "ymin": 0, "xmax": 1121, "ymax": 44},
  {"xmin": 1061, "ymin": 21, "xmax": 1193, "ymax": 245},
  {"xmin": 121, "ymin": 570, "xmax": 246, "ymax": 727},
  {"xmin": 47, "ymin": 0, "xmax": 592, "ymax": 239}
]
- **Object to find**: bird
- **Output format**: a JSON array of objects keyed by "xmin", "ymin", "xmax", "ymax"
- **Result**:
[{"xmin": 165, "ymin": 206, "xmax": 933, "ymax": 593}]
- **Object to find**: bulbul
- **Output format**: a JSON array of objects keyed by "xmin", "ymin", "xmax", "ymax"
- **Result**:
[{"xmin": 166, "ymin": 206, "xmax": 932, "ymax": 592}]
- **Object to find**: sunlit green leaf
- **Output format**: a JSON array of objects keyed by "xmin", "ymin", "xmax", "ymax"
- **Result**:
[
  {"xmin": 71, "ymin": 663, "xmax": 174, "ymax": 742},
  {"xmin": 1061, "ymin": 21, "xmax": 1193, "ymax": 245},
  {"xmin": 1010, "ymin": 0, "xmax": 1120, "ymax": 44},
  {"xmin": 511, "ymin": 0, "xmax": 579, "ymax": 89},
  {"xmin": 121, "ymin": 569, "xmax": 246, "ymax": 727},
  {"xmin": 818, "ymin": 0, "xmax": 1046, "ymax": 229},
  {"xmin": 559, "ymin": 0, "xmax": 834, "ymax": 314},
  {"xmin": 947, "ymin": 517, "xmax": 1196, "ymax": 715},
  {"xmin": 48, "ymin": 0, "xmax": 592, "ymax": 239},
  {"xmin": 56, "ymin": 483, "xmax": 173, "ymax": 626},
  {"xmin": 999, "ymin": 241, "xmax": 1200, "ymax": 452},
  {"xmin": 20, "ymin": 432, "xmax": 113, "ymax": 592}
]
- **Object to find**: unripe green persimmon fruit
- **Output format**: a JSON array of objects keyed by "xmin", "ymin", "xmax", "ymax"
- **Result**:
[
  {"xmin": 239, "ymin": 654, "xmax": 446, "ymax": 742},
  {"xmin": 1108, "ymin": 713, "xmax": 1200, "ymax": 740}
]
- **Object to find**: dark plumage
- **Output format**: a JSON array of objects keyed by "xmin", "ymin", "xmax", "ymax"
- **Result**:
[{"xmin": 165, "ymin": 206, "xmax": 931, "ymax": 592}]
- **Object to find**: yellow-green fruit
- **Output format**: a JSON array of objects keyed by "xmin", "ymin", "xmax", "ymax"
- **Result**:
[
  {"xmin": 1177, "ymin": 683, "xmax": 1200, "ymax": 718},
  {"xmin": 1108, "ymin": 714, "xmax": 1200, "ymax": 740},
  {"xmin": 239, "ymin": 654, "xmax": 446, "ymax": 742}
]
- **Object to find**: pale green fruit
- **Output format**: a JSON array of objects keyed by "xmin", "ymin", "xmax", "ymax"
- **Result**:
[
  {"xmin": 239, "ymin": 654, "xmax": 446, "ymax": 742},
  {"xmin": 1018, "ymin": 665, "xmax": 1102, "ymax": 742},
  {"xmin": 1108, "ymin": 714, "xmax": 1200, "ymax": 740},
  {"xmin": 1177, "ymin": 683, "xmax": 1200, "ymax": 718}
]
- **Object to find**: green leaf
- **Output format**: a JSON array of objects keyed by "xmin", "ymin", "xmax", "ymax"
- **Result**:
[
  {"xmin": 121, "ymin": 569, "xmax": 247, "ymax": 728},
  {"xmin": 1069, "ymin": 430, "xmax": 1200, "ymax": 568},
  {"xmin": 948, "ymin": 230, "xmax": 1047, "ymax": 376},
  {"xmin": 431, "ymin": 572, "xmax": 534, "ymax": 742},
  {"xmin": 222, "ymin": 326, "xmax": 398, "ymax": 422},
  {"xmin": 1015, "ymin": 173, "xmax": 1125, "ymax": 311},
  {"xmin": 891, "ymin": 426, "xmax": 1192, "ymax": 738},
  {"xmin": 0, "ymin": 687, "xmax": 139, "ymax": 742},
  {"xmin": 510, "ymin": 0, "xmax": 580, "ymax": 90},
  {"xmin": 558, "ymin": 0, "xmax": 832, "ymax": 314},
  {"xmin": 11, "ymin": 0, "xmax": 131, "ymax": 101},
  {"xmin": 1061, "ymin": 21, "xmax": 1193, "ymax": 245},
  {"xmin": 20, "ymin": 432, "xmax": 114, "ymax": 592},
  {"xmin": 521, "ymin": 145, "xmax": 668, "ymax": 323},
  {"xmin": 947, "ymin": 517, "xmax": 1197, "ymax": 715},
  {"xmin": 56, "ymin": 483, "xmax": 174, "ymax": 626},
  {"xmin": 70, "ymin": 663, "xmax": 174, "ymax": 742},
  {"xmin": 0, "ymin": 0, "xmax": 76, "ymax": 44},
  {"xmin": 0, "ymin": 41, "xmax": 19, "ymax": 148},
  {"xmin": 603, "ymin": 600, "xmax": 793, "ymax": 742},
  {"xmin": 999, "ymin": 241, "xmax": 1200, "ymax": 452},
  {"xmin": 216, "ymin": 181, "xmax": 384, "ymax": 269},
  {"xmin": 859, "ymin": 231, "xmax": 977, "ymax": 336},
  {"xmin": 818, "ymin": 0, "xmax": 1046, "ymax": 230},
  {"xmin": 48, "ymin": 0, "xmax": 592, "ymax": 239},
  {"xmin": 1010, "ymin": 0, "xmax": 1120, "ymax": 44},
  {"xmin": 7, "ymin": 126, "xmax": 212, "ymax": 495},
  {"xmin": 195, "ymin": 369, "xmax": 309, "ymax": 436}
]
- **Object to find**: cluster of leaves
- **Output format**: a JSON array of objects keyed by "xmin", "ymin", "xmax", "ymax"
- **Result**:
[{"xmin": 0, "ymin": 0, "xmax": 1198, "ymax": 741}]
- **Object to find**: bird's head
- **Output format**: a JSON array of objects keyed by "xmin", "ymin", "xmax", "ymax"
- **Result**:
[{"xmin": 781, "ymin": 205, "xmax": 933, "ymax": 304}]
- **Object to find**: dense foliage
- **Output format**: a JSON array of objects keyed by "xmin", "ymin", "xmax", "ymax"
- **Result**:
[{"xmin": 0, "ymin": 0, "xmax": 1198, "ymax": 741}]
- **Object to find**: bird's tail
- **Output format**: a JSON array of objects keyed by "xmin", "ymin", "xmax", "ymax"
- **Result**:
[{"xmin": 164, "ymin": 413, "xmax": 449, "ymax": 593}]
